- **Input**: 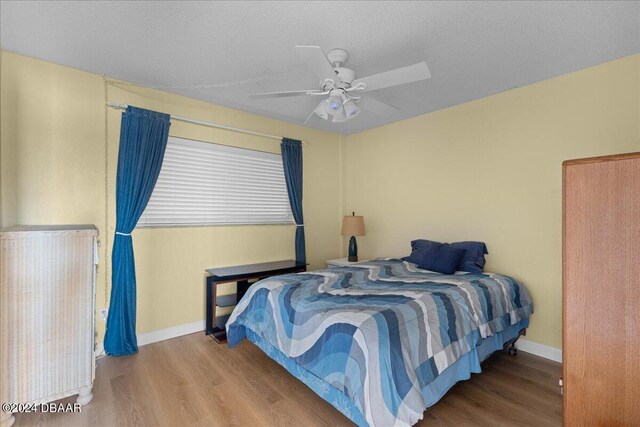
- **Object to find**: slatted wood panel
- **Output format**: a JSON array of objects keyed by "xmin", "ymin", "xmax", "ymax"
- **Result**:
[
  {"xmin": 563, "ymin": 153, "xmax": 640, "ymax": 425},
  {"xmin": 13, "ymin": 332, "xmax": 562, "ymax": 427}
]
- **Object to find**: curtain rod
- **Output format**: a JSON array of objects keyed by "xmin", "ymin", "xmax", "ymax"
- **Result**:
[{"xmin": 106, "ymin": 103, "xmax": 307, "ymax": 145}]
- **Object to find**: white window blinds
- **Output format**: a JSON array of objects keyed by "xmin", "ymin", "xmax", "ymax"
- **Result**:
[{"xmin": 138, "ymin": 136, "xmax": 293, "ymax": 227}]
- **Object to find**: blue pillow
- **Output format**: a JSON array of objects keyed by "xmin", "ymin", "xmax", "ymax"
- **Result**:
[
  {"xmin": 402, "ymin": 239, "xmax": 441, "ymax": 265},
  {"xmin": 418, "ymin": 243, "xmax": 466, "ymax": 275},
  {"xmin": 450, "ymin": 241, "xmax": 488, "ymax": 273}
]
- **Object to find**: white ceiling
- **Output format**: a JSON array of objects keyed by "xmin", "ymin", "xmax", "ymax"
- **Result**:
[{"xmin": 1, "ymin": 1, "xmax": 639, "ymax": 134}]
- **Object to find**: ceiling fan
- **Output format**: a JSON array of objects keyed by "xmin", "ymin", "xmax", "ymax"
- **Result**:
[{"xmin": 250, "ymin": 46, "xmax": 431, "ymax": 123}]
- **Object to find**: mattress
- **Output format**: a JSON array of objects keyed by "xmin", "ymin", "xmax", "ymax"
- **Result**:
[{"xmin": 226, "ymin": 258, "xmax": 533, "ymax": 426}]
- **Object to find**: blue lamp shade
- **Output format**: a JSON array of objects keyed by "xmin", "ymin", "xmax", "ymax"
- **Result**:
[{"xmin": 341, "ymin": 214, "xmax": 365, "ymax": 262}]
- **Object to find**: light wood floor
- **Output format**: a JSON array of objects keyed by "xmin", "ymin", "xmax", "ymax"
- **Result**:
[{"xmin": 14, "ymin": 333, "xmax": 562, "ymax": 426}]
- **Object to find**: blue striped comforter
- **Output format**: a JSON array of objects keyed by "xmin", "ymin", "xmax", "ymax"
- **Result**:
[{"xmin": 226, "ymin": 258, "xmax": 533, "ymax": 426}]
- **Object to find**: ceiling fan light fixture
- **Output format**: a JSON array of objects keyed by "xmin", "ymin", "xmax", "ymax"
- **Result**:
[
  {"xmin": 332, "ymin": 108, "xmax": 348, "ymax": 123},
  {"xmin": 326, "ymin": 95, "xmax": 343, "ymax": 114},
  {"xmin": 313, "ymin": 101, "xmax": 329, "ymax": 120},
  {"xmin": 343, "ymin": 99, "xmax": 361, "ymax": 118}
]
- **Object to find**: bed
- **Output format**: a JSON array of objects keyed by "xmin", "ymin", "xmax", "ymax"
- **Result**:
[{"xmin": 226, "ymin": 258, "xmax": 533, "ymax": 427}]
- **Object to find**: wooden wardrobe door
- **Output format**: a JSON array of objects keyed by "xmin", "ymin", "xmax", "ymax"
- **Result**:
[{"xmin": 563, "ymin": 154, "xmax": 640, "ymax": 426}]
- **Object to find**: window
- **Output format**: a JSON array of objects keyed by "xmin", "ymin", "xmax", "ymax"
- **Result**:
[{"xmin": 138, "ymin": 136, "xmax": 293, "ymax": 227}]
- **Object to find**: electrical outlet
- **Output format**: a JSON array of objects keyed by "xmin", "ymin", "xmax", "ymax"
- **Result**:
[{"xmin": 99, "ymin": 308, "xmax": 108, "ymax": 321}]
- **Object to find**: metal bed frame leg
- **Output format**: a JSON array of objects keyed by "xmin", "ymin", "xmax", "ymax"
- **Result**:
[{"xmin": 503, "ymin": 328, "xmax": 526, "ymax": 356}]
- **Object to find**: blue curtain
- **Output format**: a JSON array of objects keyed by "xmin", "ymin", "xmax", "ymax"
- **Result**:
[
  {"xmin": 104, "ymin": 106, "xmax": 170, "ymax": 356},
  {"xmin": 281, "ymin": 138, "xmax": 306, "ymax": 265}
]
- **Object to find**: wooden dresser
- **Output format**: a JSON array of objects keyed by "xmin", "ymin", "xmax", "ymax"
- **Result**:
[{"xmin": 562, "ymin": 153, "xmax": 640, "ymax": 425}]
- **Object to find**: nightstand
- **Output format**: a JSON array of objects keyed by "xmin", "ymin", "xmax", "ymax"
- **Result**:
[{"xmin": 326, "ymin": 257, "xmax": 370, "ymax": 268}]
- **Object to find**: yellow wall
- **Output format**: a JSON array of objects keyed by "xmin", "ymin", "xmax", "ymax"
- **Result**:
[
  {"xmin": 0, "ymin": 51, "xmax": 344, "ymax": 343},
  {"xmin": 343, "ymin": 54, "xmax": 640, "ymax": 349},
  {"xmin": 2, "ymin": 50, "xmax": 639, "ymax": 351}
]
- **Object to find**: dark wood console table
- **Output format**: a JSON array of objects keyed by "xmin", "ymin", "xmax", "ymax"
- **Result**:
[{"xmin": 205, "ymin": 260, "xmax": 306, "ymax": 343}]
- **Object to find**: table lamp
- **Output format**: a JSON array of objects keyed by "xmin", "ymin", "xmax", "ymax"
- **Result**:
[{"xmin": 341, "ymin": 212, "xmax": 366, "ymax": 262}]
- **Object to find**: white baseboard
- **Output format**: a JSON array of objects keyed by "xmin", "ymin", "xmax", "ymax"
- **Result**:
[
  {"xmin": 95, "ymin": 320, "xmax": 562, "ymax": 364},
  {"xmin": 95, "ymin": 320, "xmax": 205, "ymax": 358},
  {"xmin": 137, "ymin": 320, "xmax": 205, "ymax": 346},
  {"xmin": 515, "ymin": 338, "xmax": 562, "ymax": 363}
]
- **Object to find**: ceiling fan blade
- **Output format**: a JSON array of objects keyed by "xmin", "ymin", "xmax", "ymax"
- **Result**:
[
  {"xmin": 295, "ymin": 46, "xmax": 338, "ymax": 83},
  {"xmin": 304, "ymin": 109, "xmax": 316, "ymax": 124},
  {"xmin": 352, "ymin": 62, "xmax": 431, "ymax": 92},
  {"xmin": 304, "ymin": 101, "xmax": 327, "ymax": 123},
  {"xmin": 250, "ymin": 89, "xmax": 325, "ymax": 99},
  {"xmin": 358, "ymin": 95, "xmax": 400, "ymax": 116}
]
